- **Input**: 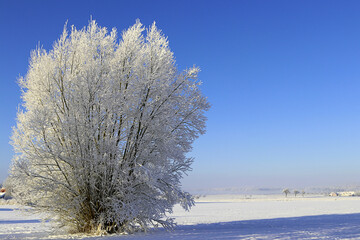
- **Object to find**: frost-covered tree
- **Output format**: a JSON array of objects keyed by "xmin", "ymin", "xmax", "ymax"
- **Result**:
[
  {"xmin": 282, "ymin": 188, "xmax": 290, "ymax": 197},
  {"xmin": 294, "ymin": 190, "xmax": 300, "ymax": 197},
  {"xmin": 9, "ymin": 20, "xmax": 209, "ymax": 234}
]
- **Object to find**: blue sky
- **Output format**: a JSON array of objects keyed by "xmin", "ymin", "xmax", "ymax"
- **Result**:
[{"xmin": 1, "ymin": 0, "xmax": 360, "ymax": 190}]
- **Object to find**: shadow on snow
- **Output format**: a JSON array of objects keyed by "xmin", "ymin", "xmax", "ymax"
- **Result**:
[
  {"xmin": 0, "ymin": 208, "xmax": 14, "ymax": 212},
  {"xmin": 100, "ymin": 213, "xmax": 360, "ymax": 240},
  {"xmin": 0, "ymin": 219, "xmax": 41, "ymax": 224}
]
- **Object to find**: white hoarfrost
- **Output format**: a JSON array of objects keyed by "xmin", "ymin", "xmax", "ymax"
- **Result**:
[{"xmin": 9, "ymin": 20, "xmax": 209, "ymax": 234}]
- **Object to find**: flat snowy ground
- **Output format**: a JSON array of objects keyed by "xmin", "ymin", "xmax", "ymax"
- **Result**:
[{"xmin": 2, "ymin": 195, "xmax": 360, "ymax": 239}]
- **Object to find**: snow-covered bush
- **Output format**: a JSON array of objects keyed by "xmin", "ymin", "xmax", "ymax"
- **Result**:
[{"xmin": 9, "ymin": 20, "xmax": 209, "ymax": 234}]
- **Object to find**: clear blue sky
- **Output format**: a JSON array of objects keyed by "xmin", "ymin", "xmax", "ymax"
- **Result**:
[{"xmin": 1, "ymin": 0, "xmax": 360, "ymax": 190}]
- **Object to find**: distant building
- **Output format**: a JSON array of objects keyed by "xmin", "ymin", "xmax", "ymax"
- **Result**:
[
  {"xmin": 338, "ymin": 191, "xmax": 355, "ymax": 197},
  {"xmin": 0, "ymin": 188, "xmax": 5, "ymax": 198},
  {"xmin": 329, "ymin": 192, "xmax": 338, "ymax": 197}
]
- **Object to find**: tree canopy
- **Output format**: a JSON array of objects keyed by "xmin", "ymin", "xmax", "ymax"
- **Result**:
[{"xmin": 9, "ymin": 20, "xmax": 209, "ymax": 234}]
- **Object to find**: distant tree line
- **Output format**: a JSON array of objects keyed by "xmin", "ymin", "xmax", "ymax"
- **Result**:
[{"xmin": 282, "ymin": 188, "xmax": 305, "ymax": 197}]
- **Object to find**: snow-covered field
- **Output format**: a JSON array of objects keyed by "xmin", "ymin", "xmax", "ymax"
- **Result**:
[{"xmin": 2, "ymin": 194, "xmax": 360, "ymax": 239}]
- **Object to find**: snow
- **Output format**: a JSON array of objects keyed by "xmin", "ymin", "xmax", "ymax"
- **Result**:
[
  {"xmin": 0, "ymin": 205, "xmax": 53, "ymax": 239},
  {"xmin": 2, "ymin": 195, "xmax": 360, "ymax": 239}
]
